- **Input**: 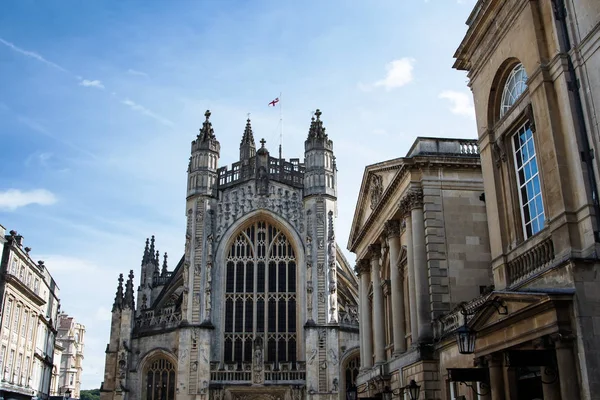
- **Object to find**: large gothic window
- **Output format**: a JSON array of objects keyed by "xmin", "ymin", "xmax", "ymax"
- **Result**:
[
  {"xmin": 500, "ymin": 63, "xmax": 528, "ymax": 117},
  {"xmin": 224, "ymin": 221, "xmax": 297, "ymax": 364},
  {"xmin": 145, "ymin": 358, "xmax": 175, "ymax": 400}
]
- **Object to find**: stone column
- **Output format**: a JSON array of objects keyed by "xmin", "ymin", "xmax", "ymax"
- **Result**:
[
  {"xmin": 410, "ymin": 190, "xmax": 432, "ymax": 342},
  {"xmin": 369, "ymin": 244, "xmax": 386, "ymax": 365},
  {"xmin": 486, "ymin": 354, "xmax": 505, "ymax": 400},
  {"xmin": 402, "ymin": 206, "xmax": 418, "ymax": 344},
  {"xmin": 357, "ymin": 260, "xmax": 373, "ymax": 368},
  {"xmin": 553, "ymin": 334, "xmax": 579, "ymax": 400},
  {"xmin": 384, "ymin": 220, "xmax": 406, "ymax": 355}
]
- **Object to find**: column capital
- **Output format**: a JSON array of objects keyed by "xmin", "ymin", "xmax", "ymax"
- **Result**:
[
  {"xmin": 398, "ymin": 188, "xmax": 424, "ymax": 216},
  {"xmin": 354, "ymin": 259, "xmax": 371, "ymax": 275},
  {"xmin": 384, "ymin": 220, "xmax": 402, "ymax": 239},
  {"xmin": 368, "ymin": 243, "xmax": 382, "ymax": 260}
]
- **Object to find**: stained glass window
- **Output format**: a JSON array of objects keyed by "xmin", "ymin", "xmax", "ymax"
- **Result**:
[
  {"xmin": 145, "ymin": 358, "xmax": 175, "ymax": 400},
  {"xmin": 500, "ymin": 63, "xmax": 528, "ymax": 117},
  {"xmin": 223, "ymin": 221, "xmax": 297, "ymax": 364}
]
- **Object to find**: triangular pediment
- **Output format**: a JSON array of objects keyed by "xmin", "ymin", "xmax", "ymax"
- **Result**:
[
  {"xmin": 467, "ymin": 291, "xmax": 574, "ymax": 355},
  {"xmin": 347, "ymin": 157, "xmax": 408, "ymax": 252}
]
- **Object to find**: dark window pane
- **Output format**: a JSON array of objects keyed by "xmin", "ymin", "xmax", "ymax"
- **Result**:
[
  {"xmin": 236, "ymin": 262, "xmax": 244, "ymax": 292},
  {"xmin": 257, "ymin": 299, "xmax": 265, "ymax": 332},
  {"xmin": 268, "ymin": 299, "xmax": 276, "ymax": 332},
  {"xmin": 278, "ymin": 338, "xmax": 286, "ymax": 361},
  {"xmin": 288, "ymin": 339, "xmax": 296, "ymax": 362},
  {"xmin": 244, "ymin": 339, "xmax": 253, "ymax": 362},
  {"xmin": 278, "ymin": 262, "xmax": 286, "ymax": 292},
  {"xmin": 288, "ymin": 262, "xmax": 296, "ymax": 292},
  {"xmin": 225, "ymin": 300, "xmax": 233, "ymax": 332},
  {"xmin": 268, "ymin": 262, "xmax": 277, "ymax": 292},
  {"xmin": 288, "ymin": 300, "xmax": 296, "ymax": 331},
  {"xmin": 267, "ymin": 339, "xmax": 276, "ymax": 362},
  {"xmin": 257, "ymin": 262, "xmax": 265, "ymax": 293},
  {"xmin": 234, "ymin": 340, "xmax": 242, "ymax": 362},
  {"xmin": 246, "ymin": 262, "xmax": 254, "ymax": 292},
  {"xmin": 245, "ymin": 301, "xmax": 253, "ymax": 331},
  {"xmin": 278, "ymin": 299, "xmax": 286, "ymax": 332},
  {"xmin": 224, "ymin": 339, "xmax": 232, "ymax": 362},
  {"xmin": 226, "ymin": 262, "xmax": 235, "ymax": 293},
  {"xmin": 235, "ymin": 300, "xmax": 244, "ymax": 332}
]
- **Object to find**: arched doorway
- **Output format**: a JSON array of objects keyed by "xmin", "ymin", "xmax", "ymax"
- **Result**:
[{"xmin": 143, "ymin": 356, "xmax": 176, "ymax": 400}]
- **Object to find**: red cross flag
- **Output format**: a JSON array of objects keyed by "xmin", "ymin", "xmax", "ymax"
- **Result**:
[{"xmin": 268, "ymin": 97, "xmax": 280, "ymax": 107}]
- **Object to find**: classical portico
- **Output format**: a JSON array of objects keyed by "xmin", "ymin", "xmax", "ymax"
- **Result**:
[{"xmin": 348, "ymin": 137, "xmax": 492, "ymax": 398}]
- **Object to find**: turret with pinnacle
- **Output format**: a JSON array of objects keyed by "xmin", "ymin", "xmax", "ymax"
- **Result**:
[
  {"xmin": 304, "ymin": 109, "xmax": 337, "ymax": 198},
  {"xmin": 187, "ymin": 110, "xmax": 221, "ymax": 198}
]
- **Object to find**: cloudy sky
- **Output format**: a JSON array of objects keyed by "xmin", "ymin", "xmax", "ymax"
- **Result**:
[{"xmin": 0, "ymin": 0, "xmax": 477, "ymax": 390}]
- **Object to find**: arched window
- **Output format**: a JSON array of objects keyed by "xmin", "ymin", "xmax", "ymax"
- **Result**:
[
  {"xmin": 144, "ymin": 358, "xmax": 176, "ymax": 400},
  {"xmin": 223, "ymin": 220, "xmax": 297, "ymax": 365},
  {"xmin": 500, "ymin": 63, "xmax": 528, "ymax": 117}
]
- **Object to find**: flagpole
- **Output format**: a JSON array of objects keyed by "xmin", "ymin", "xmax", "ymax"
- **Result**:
[{"xmin": 279, "ymin": 91, "xmax": 283, "ymax": 160}]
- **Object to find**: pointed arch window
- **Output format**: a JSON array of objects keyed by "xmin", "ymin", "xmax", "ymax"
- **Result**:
[
  {"xmin": 224, "ymin": 220, "xmax": 297, "ymax": 365},
  {"xmin": 500, "ymin": 63, "xmax": 528, "ymax": 117},
  {"xmin": 144, "ymin": 358, "xmax": 176, "ymax": 400}
]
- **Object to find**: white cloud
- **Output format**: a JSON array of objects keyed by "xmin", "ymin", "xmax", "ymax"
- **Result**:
[
  {"xmin": 439, "ymin": 90, "xmax": 475, "ymax": 119},
  {"xmin": 121, "ymin": 98, "xmax": 174, "ymax": 126},
  {"xmin": 368, "ymin": 58, "xmax": 416, "ymax": 91},
  {"xmin": 127, "ymin": 69, "xmax": 148, "ymax": 77},
  {"xmin": 79, "ymin": 79, "xmax": 105, "ymax": 89},
  {"xmin": 0, "ymin": 189, "xmax": 57, "ymax": 211},
  {"xmin": 0, "ymin": 37, "xmax": 68, "ymax": 72}
]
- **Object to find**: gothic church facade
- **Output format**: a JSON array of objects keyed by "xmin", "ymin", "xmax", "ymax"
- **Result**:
[{"xmin": 100, "ymin": 110, "xmax": 360, "ymax": 400}]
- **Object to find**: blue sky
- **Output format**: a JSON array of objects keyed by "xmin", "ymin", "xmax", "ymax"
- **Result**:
[{"xmin": 0, "ymin": 0, "xmax": 477, "ymax": 389}]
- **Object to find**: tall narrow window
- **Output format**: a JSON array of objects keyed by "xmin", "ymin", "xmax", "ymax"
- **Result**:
[
  {"xmin": 513, "ymin": 122, "xmax": 545, "ymax": 237},
  {"xmin": 144, "ymin": 358, "xmax": 176, "ymax": 400},
  {"xmin": 223, "ymin": 221, "xmax": 297, "ymax": 364},
  {"xmin": 501, "ymin": 63, "xmax": 528, "ymax": 117},
  {"xmin": 4, "ymin": 300, "xmax": 12, "ymax": 328}
]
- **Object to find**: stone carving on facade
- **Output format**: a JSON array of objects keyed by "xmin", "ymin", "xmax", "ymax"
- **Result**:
[
  {"xmin": 215, "ymin": 185, "xmax": 304, "ymax": 241},
  {"xmin": 308, "ymin": 349, "xmax": 317, "ymax": 365},
  {"xmin": 369, "ymin": 173, "xmax": 383, "ymax": 210},
  {"xmin": 384, "ymin": 220, "xmax": 401, "ymax": 239},
  {"xmin": 332, "ymin": 378, "xmax": 339, "ymax": 393},
  {"xmin": 328, "ymin": 349, "xmax": 339, "ymax": 366},
  {"xmin": 252, "ymin": 337, "xmax": 264, "ymax": 384},
  {"xmin": 492, "ymin": 137, "xmax": 507, "ymax": 168},
  {"xmin": 399, "ymin": 188, "xmax": 424, "ymax": 216}
]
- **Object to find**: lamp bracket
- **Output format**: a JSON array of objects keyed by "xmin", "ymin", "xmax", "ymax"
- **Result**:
[{"xmin": 458, "ymin": 381, "xmax": 490, "ymax": 396}]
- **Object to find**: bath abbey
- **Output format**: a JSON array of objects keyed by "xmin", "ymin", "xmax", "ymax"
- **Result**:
[{"xmin": 99, "ymin": 110, "xmax": 360, "ymax": 400}]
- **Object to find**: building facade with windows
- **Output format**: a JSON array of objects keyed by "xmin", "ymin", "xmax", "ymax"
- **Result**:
[
  {"xmin": 347, "ymin": 137, "xmax": 493, "ymax": 399},
  {"xmin": 99, "ymin": 110, "xmax": 360, "ymax": 400},
  {"xmin": 0, "ymin": 230, "xmax": 61, "ymax": 400},
  {"xmin": 429, "ymin": 0, "xmax": 600, "ymax": 399},
  {"xmin": 54, "ymin": 313, "xmax": 85, "ymax": 399}
]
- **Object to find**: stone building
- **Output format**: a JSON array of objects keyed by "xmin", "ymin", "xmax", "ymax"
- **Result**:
[
  {"xmin": 100, "ymin": 110, "xmax": 360, "ymax": 400},
  {"xmin": 0, "ymin": 229, "xmax": 61, "ymax": 400},
  {"xmin": 347, "ymin": 137, "xmax": 492, "ymax": 398},
  {"xmin": 54, "ymin": 313, "xmax": 85, "ymax": 399},
  {"xmin": 426, "ymin": 0, "xmax": 600, "ymax": 399}
]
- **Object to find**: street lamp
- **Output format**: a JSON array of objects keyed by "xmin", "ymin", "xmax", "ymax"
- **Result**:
[
  {"xmin": 65, "ymin": 389, "xmax": 72, "ymax": 399},
  {"xmin": 405, "ymin": 380, "xmax": 420, "ymax": 400},
  {"xmin": 456, "ymin": 323, "xmax": 477, "ymax": 355}
]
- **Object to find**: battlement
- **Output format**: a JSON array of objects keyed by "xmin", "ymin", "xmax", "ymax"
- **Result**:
[{"xmin": 217, "ymin": 156, "xmax": 305, "ymax": 190}]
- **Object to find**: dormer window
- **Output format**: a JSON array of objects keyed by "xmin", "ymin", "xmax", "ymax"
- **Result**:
[{"xmin": 500, "ymin": 63, "xmax": 528, "ymax": 117}]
